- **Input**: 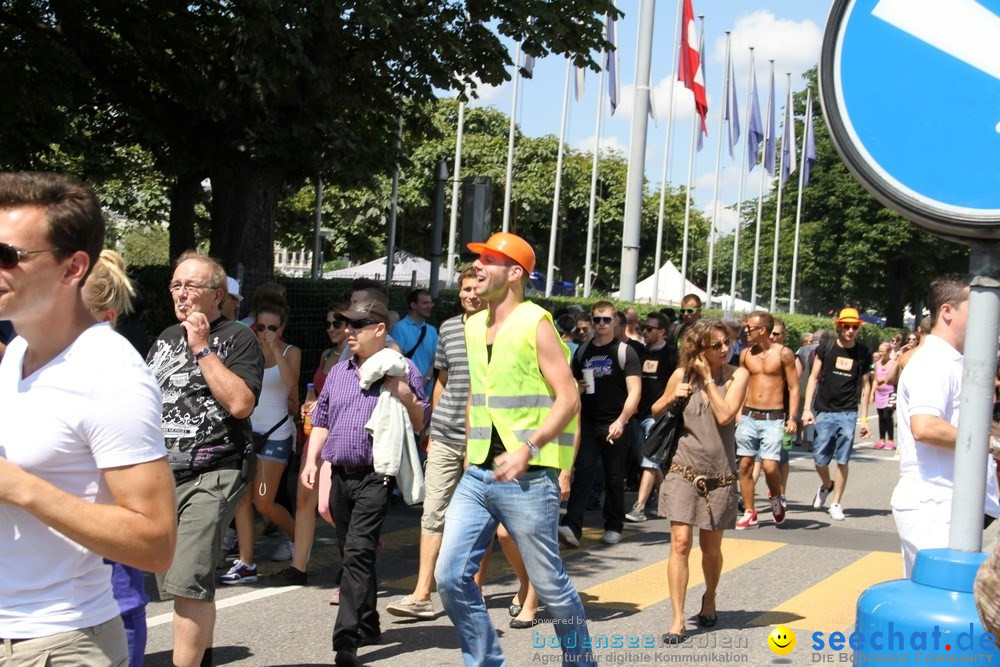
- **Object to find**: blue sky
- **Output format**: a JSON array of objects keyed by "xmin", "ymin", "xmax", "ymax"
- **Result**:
[{"xmin": 462, "ymin": 1, "xmax": 828, "ymax": 234}]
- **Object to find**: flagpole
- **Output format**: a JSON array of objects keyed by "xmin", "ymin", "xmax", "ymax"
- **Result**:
[
  {"xmin": 502, "ymin": 43, "xmax": 522, "ymax": 233},
  {"xmin": 653, "ymin": 0, "xmax": 684, "ymax": 306},
  {"xmin": 546, "ymin": 60, "xmax": 573, "ymax": 298},
  {"xmin": 706, "ymin": 31, "xmax": 731, "ymax": 308},
  {"xmin": 750, "ymin": 60, "xmax": 774, "ymax": 312},
  {"xmin": 729, "ymin": 48, "xmax": 756, "ymax": 320},
  {"xmin": 584, "ymin": 62, "xmax": 606, "ymax": 298},
  {"xmin": 769, "ymin": 72, "xmax": 791, "ymax": 313},
  {"xmin": 680, "ymin": 16, "xmax": 704, "ymax": 305},
  {"xmin": 790, "ymin": 87, "xmax": 811, "ymax": 315},
  {"xmin": 445, "ymin": 99, "xmax": 465, "ymax": 286}
]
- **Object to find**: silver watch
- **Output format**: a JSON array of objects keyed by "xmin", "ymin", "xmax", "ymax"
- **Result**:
[{"xmin": 525, "ymin": 440, "xmax": 540, "ymax": 459}]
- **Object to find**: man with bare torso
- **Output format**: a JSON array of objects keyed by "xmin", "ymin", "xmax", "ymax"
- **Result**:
[{"xmin": 735, "ymin": 311, "xmax": 799, "ymax": 529}]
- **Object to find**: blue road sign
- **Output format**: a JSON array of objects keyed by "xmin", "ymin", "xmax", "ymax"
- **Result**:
[{"xmin": 820, "ymin": 0, "xmax": 1000, "ymax": 240}]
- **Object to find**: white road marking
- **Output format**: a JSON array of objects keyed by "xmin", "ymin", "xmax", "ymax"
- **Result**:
[{"xmin": 146, "ymin": 585, "xmax": 303, "ymax": 628}]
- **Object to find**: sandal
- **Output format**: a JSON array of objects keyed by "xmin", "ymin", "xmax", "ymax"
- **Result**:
[
  {"xmin": 697, "ymin": 593, "xmax": 717, "ymax": 628},
  {"xmin": 662, "ymin": 632, "xmax": 688, "ymax": 645}
]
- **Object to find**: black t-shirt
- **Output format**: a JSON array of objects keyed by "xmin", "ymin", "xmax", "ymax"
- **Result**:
[
  {"xmin": 637, "ymin": 343, "xmax": 678, "ymax": 418},
  {"xmin": 814, "ymin": 340, "xmax": 870, "ymax": 413},
  {"xmin": 0, "ymin": 321, "xmax": 14, "ymax": 346},
  {"xmin": 573, "ymin": 339, "xmax": 641, "ymax": 425},
  {"xmin": 147, "ymin": 316, "xmax": 264, "ymax": 479}
]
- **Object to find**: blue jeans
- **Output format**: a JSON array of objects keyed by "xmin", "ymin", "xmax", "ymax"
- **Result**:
[
  {"xmin": 436, "ymin": 465, "xmax": 596, "ymax": 666},
  {"xmin": 813, "ymin": 411, "xmax": 858, "ymax": 466},
  {"xmin": 735, "ymin": 416, "xmax": 785, "ymax": 462}
]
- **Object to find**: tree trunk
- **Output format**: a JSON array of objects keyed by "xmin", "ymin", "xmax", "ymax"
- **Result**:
[
  {"xmin": 168, "ymin": 174, "xmax": 203, "ymax": 261},
  {"xmin": 208, "ymin": 160, "xmax": 283, "ymax": 291},
  {"xmin": 885, "ymin": 276, "xmax": 907, "ymax": 328}
]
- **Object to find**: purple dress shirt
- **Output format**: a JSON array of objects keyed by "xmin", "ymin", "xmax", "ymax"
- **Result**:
[{"xmin": 312, "ymin": 353, "xmax": 429, "ymax": 468}]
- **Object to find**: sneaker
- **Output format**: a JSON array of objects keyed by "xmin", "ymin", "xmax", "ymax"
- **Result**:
[
  {"xmin": 386, "ymin": 595, "xmax": 436, "ymax": 620},
  {"xmin": 625, "ymin": 503, "xmax": 648, "ymax": 523},
  {"xmin": 873, "ymin": 440, "xmax": 885, "ymax": 449},
  {"xmin": 883, "ymin": 441, "xmax": 896, "ymax": 451},
  {"xmin": 272, "ymin": 566, "xmax": 307, "ymax": 585},
  {"xmin": 829, "ymin": 503, "xmax": 845, "ymax": 521},
  {"xmin": 220, "ymin": 560, "xmax": 257, "ymax": 585},
  {"xmin": 601, "ymin": 530, "xmax": 622, "ymax": 545},
  {"xmin": 780, "ymin": 495, "xmax": 788, "ymax": 511},
  {"xmin": 735, "ymin": 510, "xmax": 759, "ymax": 530},
  {"xmin": 812, "ymin": 483, "xmax": 833, "ymax": 509},
  {"xmin": 271, "ymin": 538, "xmax": 294, "ymax": 562},
  {"xmin": 558, "ymin": 525, "xmax": 580, "ymax": 548},
  {"xmin": 769, "ymin": 494, "xmax": 786, "ymax": 525}
]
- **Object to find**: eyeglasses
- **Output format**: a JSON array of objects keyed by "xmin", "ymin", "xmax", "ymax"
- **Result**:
[
  {"xmin": 680, "ymin": 308, "xmax": 698, "ymax": 314},
  {"xmin": 345, "ymin": 319, "xmax": 380, "ymax": 329},
  {"xmin": 0, "ymin": 243, "xmax": 60, "ymax": 270},
  {"xmin": 169, "ymin": 282, "xmax": 213, "ymax": 295},
  {"xmin": 591, "ymin": 316, "xmax": 614, "ymax": 324},
  {"xmin": 641, "ymin": 325, "xmax": 662, "ymax": 332},
  {"xmin": 326, "ymin": 319, "xmax": 346, "ymax": 330},
  {"xmin": 710, "ymin": 338, "xmax": 732, "ymax": 350},
  {"xmin": 573, "ymin": 328, "xmax": 590, "ymax": 334},
  {"xmin": 255, "ymin": 323, "xmax": 279, "ymax": 332},
  {"xmin": 841, "ymin": 324, "xmax": 860, "ymax": 331}
]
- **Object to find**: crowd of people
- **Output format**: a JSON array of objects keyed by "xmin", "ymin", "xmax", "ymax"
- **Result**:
[{"xmin": 2, "ymin": 171, "xmax": 998, "ymax": 667}]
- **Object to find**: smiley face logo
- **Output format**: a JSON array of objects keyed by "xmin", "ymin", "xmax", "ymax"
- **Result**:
[{"xmin": 767, "ymin": 625, "xmax": 796, "ymax": 655}]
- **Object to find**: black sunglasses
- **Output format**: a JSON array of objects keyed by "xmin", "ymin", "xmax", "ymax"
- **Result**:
[
  {"xmin": 680, "ymin": 308, "xmax": 698, "ymax": 314},
  {"xmin": 710, "ymin": 338, "xmax": 732, "ymax": 350},
  {"xmin": 591, "ymin": 316, "xmax": 614, "ymax": 324},
  {"xmin": 841, "ymin": 324, "xmax": 860, "ymax": 331},
  {"xmin": 345, "ymin": 319, "xmax": 379, "ymax": 329},
  {"xmin": 573, "ymin": 327, "xmax": 590, "ymax": 334},
  {"xmin": 770, "ymin": 330, "xmax": 784, "ymax": 337},
  {"xmin": 641, "ymin": 325, "xmax": 662, "ymax": 332},
  {"xmin": 326, "ymin": 319, "xmax": 346, "ymax": 330},
  {"xmin": 0, "ymin": 242, "xmax": 60, "ymax": 270},
  {"xmin": 255, "ymin": 323, "xmax": 279, "ymax": 332}
]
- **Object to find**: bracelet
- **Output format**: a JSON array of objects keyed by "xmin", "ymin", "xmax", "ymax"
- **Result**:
[
  {"xmin": 704, "ymin": 378, "xmax": 716, "ymax": 386},
  {"xmin": 857, "ymin": 418, "xmax": 868, "ymax": 423}
]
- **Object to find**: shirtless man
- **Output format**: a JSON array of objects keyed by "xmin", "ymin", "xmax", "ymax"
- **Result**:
[{"xmin": 735, "ymin": 311, "xmax": 799, "ymax": 528}]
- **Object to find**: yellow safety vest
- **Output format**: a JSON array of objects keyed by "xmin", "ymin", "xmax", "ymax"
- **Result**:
[{"xmin": 465, "ymin": 301, "xmax": 577, "ymax": 470}]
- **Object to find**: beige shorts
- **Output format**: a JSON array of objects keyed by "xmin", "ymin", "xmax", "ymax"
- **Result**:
[
  {"xmin": 420, "ymin": 439, "xmax": 467, "ymax": 535},
  {"xmin": 157, "ymin": 467, "xmax": 246, "ymax": 602},
  {"xmin": 0, "ymin": 616, "xmax": 127, "ymax": 666}
]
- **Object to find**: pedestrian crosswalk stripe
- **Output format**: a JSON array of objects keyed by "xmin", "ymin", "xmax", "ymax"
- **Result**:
[
  {"xmin": 752, "ymin": 551, "xmax": 902, "ymax": 631},
  {"xmin": 579, "ymin": 539, "xmax": 786, "ymax": 611}
]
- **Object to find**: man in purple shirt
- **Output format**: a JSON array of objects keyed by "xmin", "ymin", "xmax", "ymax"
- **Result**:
[{"xmin": 300, "ymin": 299, "xmax": 428, "ymax": 667}]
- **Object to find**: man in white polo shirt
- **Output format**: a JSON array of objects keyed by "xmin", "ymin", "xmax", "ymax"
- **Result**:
[
  {"xmin": 0, "ymin": 172, "xmax": 176, "ymax": 665},
  {"xmin": 891, "ymin": 273, "xmax": 1000, "ymax": 577}
]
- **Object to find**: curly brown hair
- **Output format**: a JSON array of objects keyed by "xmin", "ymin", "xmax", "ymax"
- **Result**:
[{"xmin": 678, "ymin": 319, "xmax": 733, "ymax": 369}]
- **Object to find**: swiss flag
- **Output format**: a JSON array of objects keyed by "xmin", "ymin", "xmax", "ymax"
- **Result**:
[{"xmin": 678, "ymin": 0, "xmax": 708, "ymax": 133}]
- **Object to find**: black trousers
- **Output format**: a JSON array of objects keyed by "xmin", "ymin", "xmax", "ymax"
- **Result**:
[
  {"xmin": 878, "ymin": 406, "xmax": 895, "ymax": 440},
  {"xmin": 562, "ymin": 421, "xmax": 630, "ymax": 537},
  {"xmin": 330, "ymin": 467, "xmax": 391, "ymax": 652}
]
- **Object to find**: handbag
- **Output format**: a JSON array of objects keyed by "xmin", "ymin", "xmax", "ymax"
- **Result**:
[{"xmin": 642, "ymin": 375, "xmax": 691, "ymax": 468}]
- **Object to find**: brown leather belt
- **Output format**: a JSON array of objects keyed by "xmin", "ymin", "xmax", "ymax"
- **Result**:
[
  {"xmin": 741, "ymin": 406, "xmax": 786, "ymax": 420},
  {"xmin": 669, "ymin": 464, "xmax": 737, "ymax": 497}
]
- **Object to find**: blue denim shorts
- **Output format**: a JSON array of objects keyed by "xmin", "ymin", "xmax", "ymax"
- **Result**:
[
  {"xmin": 736, "ymin": 415, "xmax": 785, "ymax": 462},
  {"xmin": 813, "ymin": 411, "xmax": 857, "ymax": 467},
  {"xmin": 257, "ymin": 435, "xmax": 294, "ymax": 464}
]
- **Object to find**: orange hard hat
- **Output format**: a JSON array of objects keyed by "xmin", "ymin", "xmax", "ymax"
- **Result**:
[{"xmin": 467, "ymin": 232, "xmax": 536, "ymax": 273}]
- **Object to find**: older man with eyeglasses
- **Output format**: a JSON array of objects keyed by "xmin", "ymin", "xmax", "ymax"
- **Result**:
[{"xmin": 802, "ymin": 307, "xmax": 872, "ymax": 522}]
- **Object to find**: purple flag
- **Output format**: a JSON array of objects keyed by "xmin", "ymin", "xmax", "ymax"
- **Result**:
[
  {"xmin": 747, "ymin": 68, "xmax": 763, "ymax": 172},
  {"xmin": 763, "ymin": 65, "xmax": 776, "ymax": 177},
  {"xmin": 724, "ymin": 47, "xmax": 740, "ymax": 160},
  {"xmin": 780, "ymin": 82, "xmax": 797, "ymax": 185},
  {"xmin": 802, "ymin": 89, "xmax": 817, "ymax": 187}
]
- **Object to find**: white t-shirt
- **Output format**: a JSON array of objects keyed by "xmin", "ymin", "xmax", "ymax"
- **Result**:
[
  {"xmin": 891, "ymin": 334, "xmax": 1000, "ymax": 515},
  {"xmin": 0, "ymin": 323, "xmax": 166, "ymax": 638}
]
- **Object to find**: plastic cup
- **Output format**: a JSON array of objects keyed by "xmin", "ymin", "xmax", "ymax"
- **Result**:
[{"xmin": 582, "ymin": 368, "xmax": 595, "ymax": 394}]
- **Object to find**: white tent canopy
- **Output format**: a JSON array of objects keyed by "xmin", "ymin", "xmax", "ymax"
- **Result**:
[
  {"xmin": 614, "ymin": 261, "xmax": 707, "ymax": 305},
  {"xmin": 324, "ymin": 249, "xmax": 459, "ymax": 286},
  {"xmin": 714, "ymin": 293, "xmax": 755, "ymax": 314}
]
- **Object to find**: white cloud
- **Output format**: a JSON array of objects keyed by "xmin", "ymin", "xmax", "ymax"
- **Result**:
[
  {"xmin": 702, "ymin": 199, "xmax": 742, "ymax": 235},
  {"xmin": 615, "ymin": 75, "xmax": 712, "ymax": 124},
  {"xmin": 715, "ymin": 11, "xmax": 822, "ymax": 85},
  {"xmin": 572, "ymin": 133, "xmax": 627, "ymax": 155},
  {"xmin": 466, "ymin": 77, "xmax": 510, "ymax": 108},
  {"xmin": 695, "ymin": 166, "xmax": 743, "ymax": 194}
]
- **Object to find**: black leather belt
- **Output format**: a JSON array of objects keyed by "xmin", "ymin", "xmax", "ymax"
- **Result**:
[
  {"xmin": 334, "ymin": 465, "xmax": 374, "ymax": 475},
  {"xmin": 741, "ymin": 407, "xmax": 786, "ymax": 420}
]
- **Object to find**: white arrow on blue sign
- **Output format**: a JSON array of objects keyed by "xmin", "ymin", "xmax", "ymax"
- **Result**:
[{"xmin": 820, "ymin": 0, "xmax": 1000, "ymax": 240}]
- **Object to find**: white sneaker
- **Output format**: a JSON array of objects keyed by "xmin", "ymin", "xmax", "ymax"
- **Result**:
[
  {"xmin": 558, "ymin": 525, "xmax": 580, "ymax": 548},
  {"xmin": 600, "ymin": 530, "xmax": 622, "ymax": 545},
  {"xmin": 812, "ymin": 483, "xmax": 833, "ymax": 509},
  {"xmin": 828, "ymin": 503, "xmax": 845, "ymax": 521},
  {"xmin": 271, "ymin": 538, "xmax": 294, "ymax": 562}
]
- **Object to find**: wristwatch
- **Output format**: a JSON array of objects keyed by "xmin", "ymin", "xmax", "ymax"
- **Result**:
[
  {"xmin": 525, "ymin": 439, "xmax": 540, "ymax": 460},
  {"xmin": 194, "ymin": 347, "xmax": 213, "ymax": 362}
]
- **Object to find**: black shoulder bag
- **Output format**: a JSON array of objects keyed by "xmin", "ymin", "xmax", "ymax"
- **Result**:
[
  {"xmin": 642, "ymin": 374, "xmax": 692, "ymax": 468},
  {"xmin": 242, "ymin": 415, "xmax": 291, "ymax": 481}
]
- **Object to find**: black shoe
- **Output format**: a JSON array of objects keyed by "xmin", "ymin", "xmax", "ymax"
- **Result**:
[
  {"xmin": 697, "ymin": 594, "xmax": 717, "ymax": 628},
  {"xmin": 358, "ymin": 633, "xmax": 382, "ymax": 647},
  {"xmin": 509, "ymin": 618, "xmax": 537, "ymax": 629},
  {"xmin": 334, "ymin": 649, "xmax": 360, "ymax": 666},
  {"xmin": 272, "ymin": 566, "xmax": 308, "ymax": 585},
  {"xmin": 509, "ymin": 602, "xmax": 522, "ymax": 618},
  {"xmin": 662, "ymin": 632, "xmax": 689, "ymax": 646}
]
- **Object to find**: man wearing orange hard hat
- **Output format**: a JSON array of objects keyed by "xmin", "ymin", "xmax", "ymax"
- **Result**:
[
  {"xmin": 435, "ymin": 232, "xmax": 595, "ymax": 665},
  {"xmin": 802, "ymin": 307, "xmax": 872, "ymax": 522}
]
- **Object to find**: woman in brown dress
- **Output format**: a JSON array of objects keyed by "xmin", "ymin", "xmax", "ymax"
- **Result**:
[{"xmin": 651, "ymin": 320, "xmax": 749, "ymax": 644}]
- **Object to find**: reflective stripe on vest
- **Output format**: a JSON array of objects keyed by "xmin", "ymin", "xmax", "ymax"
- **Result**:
[{"xmin": 465, "ymin": 302, "xmax": 578, "ymax": 470}]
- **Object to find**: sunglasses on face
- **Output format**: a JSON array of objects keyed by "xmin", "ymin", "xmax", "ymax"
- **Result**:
[
  {"xmin": 573, "ymin": 328, "xmax": 590, "ymax": 334},
  {"xmin": 710, "ymin": 338, "xmax": 732, "ymax": 350},
  {"xmin": 345, "ymin": 319, "xmax": 379, "ymax": 330},
  {"xmin": 0, "ymin": 242, "xmax": 60, "ymax": 270},
  {"xmin": 680, "ymin": 308, "xmax": 698, "ymax": 314},
  {"xmin": 255, "ymin": 323, "xmax": 279, "ymax": 332},
  {"xmin": 841, "ymin": 324, "xmax": 860, "ymax": 331},
  {"xmin": 641, "ymin": 325, "xmax": 662, "ymax": 332},
  {"xmin": 770, "ymin": 331, "xmax": 784, "ymax": 337},
  {"xmin": 743, "ymin": 324, "xmax": 764, "ymax": 332},
  {"xmin": 326, "ymin": 319, "xmax": 346, "ymax": 330},
  {"xmin": 591, "ymin": 316, "xmax": 614, "ymax": 324}
]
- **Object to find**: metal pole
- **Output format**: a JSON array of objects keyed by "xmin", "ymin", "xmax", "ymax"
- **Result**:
[
  {"xmin": 617, "ymin": 0, "xmax": 656, "ymax": 302},
  {"xmin": 652, "ymin": 0, "xmax": 683, "ymax": 306},
  {"xmin": 770, "ymin": 72, "xmax": 791, "ymax": 313},
  {"xmin": 385, "ymin": 116, "xmax": 402, "ymax": 287},
  {"xmin": 446, "ymin": 100, "xmax": 465, "ymax": 286},
  {"xmin": 707, "ymin": 31, "xmax": 731, "ymax": 307},
  {"xmin": 790, "ymin": 88, "xmax": 811, "ymax": 315},
  {"xmin": 729, "ymin": 48, "xmax": 756, "ymax": 320},
  {"xmin": 311, "ymin": 174, "xmax": 323, "ymax": 280},
  {"xmin": 948, "ymin": 244, "xmax": 1000, "ymax": 552},
  {"xmin": 750, "ymin": 61, "xmax": 774, "ymax": 312},
  {"xmin": 546, "ymin": 60, "xmax": 573, "ymax": 298},
  {"xmin": 584, "ymin": 63, "xmax": 606, "ymax": 298},
  {"xmin": 429, "ymin": 160, "xmax": 449, "ymax": 299},
  {"xmin": 502, "ymin": 43, "xmax": 522, "ymax": 232}
]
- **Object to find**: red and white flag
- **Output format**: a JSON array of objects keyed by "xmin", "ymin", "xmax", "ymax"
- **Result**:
[{"xmin": 678, "ymin": 0, "xmax": 708, "ymax": 133}]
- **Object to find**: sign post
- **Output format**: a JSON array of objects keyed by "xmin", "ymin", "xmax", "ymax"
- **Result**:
[{"xmin": 821, "ymin": 0, "xmax": 1000, "ymax": 660}]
